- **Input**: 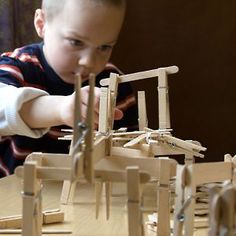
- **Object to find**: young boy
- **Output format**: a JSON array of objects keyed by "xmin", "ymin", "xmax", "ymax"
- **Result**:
[{"xmin": 0, "ymin": 0, "xmax": 138, "ymax": 177}]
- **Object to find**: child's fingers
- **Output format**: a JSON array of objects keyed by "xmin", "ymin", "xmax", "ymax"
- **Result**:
[{"xmin": 114, "ymin": 108, "xmax": 123, "ymax": 120}]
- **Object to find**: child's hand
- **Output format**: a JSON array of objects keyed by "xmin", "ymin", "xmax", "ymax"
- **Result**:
[{"xmin": 60, "ymin": 86, "xmax": 123, "ymax": 128}]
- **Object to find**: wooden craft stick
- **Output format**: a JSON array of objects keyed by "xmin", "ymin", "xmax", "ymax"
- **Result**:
[
  {"xmin": 0, "ymin": 210, "xmax": 64, "ymax": 229},
  {"xmin": 111, "ymin": 146, "xmax": 150, "ymax": 158},
  {"xmin": 100, "ymin": 66, "xmax": 179, "ymax": 86},
  {"xmin": 123, "ymin": 133, "xmax": 146, "ymax": 147},
  {"xmin": 112, "ymin": 131, "xmax": 145, "ymax": 136},
  {"xmin": 0, "ymin": 229, "xmax": 72, "ymax": 234},
  {"xmin": 94, "ymin": 169, "xmax": 150, "ymax": 183}
]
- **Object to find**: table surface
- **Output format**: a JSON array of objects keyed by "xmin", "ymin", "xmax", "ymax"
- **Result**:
[{"xmin": 0, "ymin": 175, "xmax": 208, "ymax": 236}]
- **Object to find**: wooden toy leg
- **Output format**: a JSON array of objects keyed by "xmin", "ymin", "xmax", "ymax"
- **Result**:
[
  {"xmin": 95, "ymin": 178, "xmax": 103, "ymax": 219},
  {"xmin": 60, "ymin": 180, "xmax": 77, "ymax": 204},
  {"xmin": 22, "ymin": 161, "xmax": 42, "ymax": 236},
  {"xmin": 105, "ymin": 181, "xmax": 111, "ymax": 220},
  {"xmin": 127, "ymin": 166, "xmax": 142, "ymax": 236},
  {"xmin": 60, "ymin": 151, "xmax": 84, "ymax": 204},
  {"xmin": 183, "ymin": 182, "xmax": 196, "ymax": 236},
  {"xmin": 157, "ymin": 158, "xmax": 171, "ymax": 236}
]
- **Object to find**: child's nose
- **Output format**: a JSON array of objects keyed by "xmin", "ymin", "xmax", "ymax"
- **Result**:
[{"xmin": 78, "ymin": 50, "xmax": 96, "ymax": 69}]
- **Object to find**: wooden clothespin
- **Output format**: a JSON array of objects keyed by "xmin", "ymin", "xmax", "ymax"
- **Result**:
[
  {"xmin": 61, "ymin": 74, "xmax": 95, "ymax": 204},
  {"xmin": 173, "ymin": 165, "xmax": 187, "ymax": 236},
  {"xmin": 22, "ymin": 161, "xmax": 42, "ymax": 236},
  {"xmin": 209, "ymin": 184, "xmax": 236, "ymax": 236},
  {"xmin": 137, "ymin": 91, "xmax": 148, "ymax": 131}
]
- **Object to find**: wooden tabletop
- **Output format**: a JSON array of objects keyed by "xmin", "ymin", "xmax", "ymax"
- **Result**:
[{"xmin": 0, "ymin": 175, "xmax": 208, "ymax": 236}]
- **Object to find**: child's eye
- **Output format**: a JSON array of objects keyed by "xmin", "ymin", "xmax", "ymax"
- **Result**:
[
  {"xmin": 69, "ymin": 39, "xmax": 84, "ymax": 47},
  {"xmin": 98, "ymin": 45, "xmax": 113, "ymax": 52}
]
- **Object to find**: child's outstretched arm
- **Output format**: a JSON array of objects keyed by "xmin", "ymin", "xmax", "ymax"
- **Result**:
[
  {"xmin": 19, "ymin": 86, "xmax": 123, "ymax": 130},
  {"xmin": 0, "ymin": 83, "xmax": 123, "ymax": 137}
]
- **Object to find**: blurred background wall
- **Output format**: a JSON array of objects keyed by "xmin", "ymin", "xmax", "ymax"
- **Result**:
[
  {"xmin": 0, "ymin": 0, "xmax": 40, "ymax": 52},
  {"xmin": 1, "ymin": 0, "xmax": 236, "ymax": 161},
  {"xmin": 111, "ymin": 0, "xmax": 236, "ymax": 162}
]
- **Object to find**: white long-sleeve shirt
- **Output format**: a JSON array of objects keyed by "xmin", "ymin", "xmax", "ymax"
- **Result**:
[{"xmin": 0, "ymin": 82, "xmax": 49, "ymax": 138}]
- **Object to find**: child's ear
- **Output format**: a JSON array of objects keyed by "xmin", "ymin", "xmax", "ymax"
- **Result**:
[{"xmin": 34, "ymin": 9, "xmax": 46, "ymax": 38}]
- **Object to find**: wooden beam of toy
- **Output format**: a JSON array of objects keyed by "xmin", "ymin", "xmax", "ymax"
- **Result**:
[
  {"xmin": 15, "ymin": 165, "xmax": 72, "ymax": 180},
  {"xmin": 99, "ymin": 66, "xmax": 179, "ymax": 86},
  {"xmin": 26, "ymin": 152, "xmax": 71, "ymax": 168}
]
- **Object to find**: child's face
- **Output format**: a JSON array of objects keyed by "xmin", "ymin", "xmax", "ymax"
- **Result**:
[{"xmin": 36, "ymin": 0, "xmax": 125, "ymax": 84}]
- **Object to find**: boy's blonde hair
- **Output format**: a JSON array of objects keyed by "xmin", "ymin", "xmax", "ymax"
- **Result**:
[{"xmin": 42, "ymin": 0, "xmax": 126, "ymax": 22}]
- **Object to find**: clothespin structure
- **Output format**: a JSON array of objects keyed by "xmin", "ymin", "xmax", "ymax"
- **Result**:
[
  {"xmin": 173, "ymin": 155, "xmax": 236, "ymax": 236},
  {"xmin": 5, "ymin": 62, "xmax": 236, "ymax": 236},
  {"xmin": 100, "ymin": 66, "xmax": 206, "ymax": 164},
  {"xmin": 208, "ymin": 183, "xmax": 236, "ymax": 236},
  {"xmin": 12, "ymin": 74, "xmax": 95, "ymax": 236},
  {"xmin": 58, "ymin": 66, "xmax": 207, "ymax": 236},
  {"xmin": 8, "ymin": 66, "xmax": 210, "ymax": 236}
]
